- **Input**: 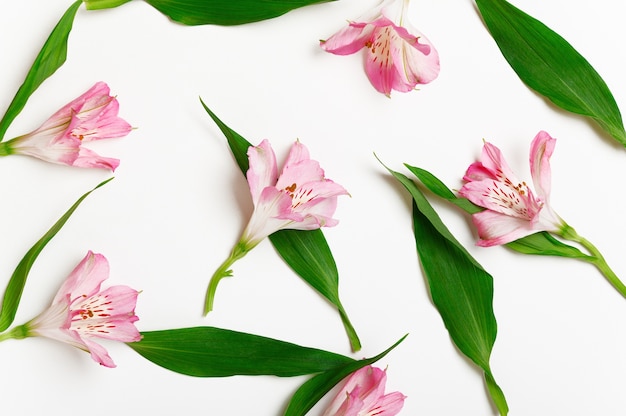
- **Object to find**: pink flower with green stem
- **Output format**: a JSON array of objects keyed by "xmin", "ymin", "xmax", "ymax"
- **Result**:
[
  {"xmin": 0, "ymin": 82, "xmax": 131, "ymax": 170},
  {"xmin": 0, "ymin": 251, "xmax": 141, "ymax": 368},
  {"xmin": 322, "ymin": 365, "xmax": 406, "ymax": 416},
  {"xmin": 460, "ymin": 131, "xmax": 626, "ymax": 298},
  {"xmin": 204, "ymin": 139, "xmax": 349, "ymax": 314},
  {"xmin": 320, "ymin": 0, "xmax": 439, "ymax": 96}
]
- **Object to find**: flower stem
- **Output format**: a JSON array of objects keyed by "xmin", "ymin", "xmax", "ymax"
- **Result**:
[
  {"xmin": 0, "ymin": 325, "xmax": 29, "ymax": 342},
  {"xmin": 0, "ymin": 140, "xmax": 12, "ymax": 156},
  {"xmin": 559, "ymin": 225, "xmax": 626, "ymax": 299},
  {"xmin": 204, "ymin": 240, "xmax": 250, "ymax": 315},
  {"xmin": 338, "ymin": 305, "xmax": 361, "ymax": 352}
]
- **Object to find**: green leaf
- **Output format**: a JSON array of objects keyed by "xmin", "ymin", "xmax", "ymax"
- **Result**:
[
  {"xmin": 200, "ymin": 99, "xmax": 361, "ymax": 351},
  {"xmin": 84, "ymin": 0, "xmax": 132, "ymax": 10},
  {"xmin": 143, "ymin": 0, "xmax": 334, "ymax": 26},
  {"xmin": 0, "ymin": 1, "xmax": 82, "ymax": 141},
  {"xmin": 475, "ymin": 0, "xmax": 626, "ymax": 146},
  {"xmin": 505, "ymin": 231, "xmax": 588, "ymax": 258},
  {"xmin": 404, "ymin": 164, "xmax": 482, "ymax": 214},
  {"xmin": 128, "ymin": 326, "xmax": 354, "ymax": 377},
  {"xmin": 284, "ymin": 334, "xmax": 407, "ymax": 416},
  {"xmin": 0, "ymin": 178, "xmax": 113, "ymax": 332},
  {"xmin": 405, "ymin": 164, "xmax": 588, "ymax": 259},
  {"xmin": 385, "ymin": 165, "xmax": 508, "ymax": 415}
]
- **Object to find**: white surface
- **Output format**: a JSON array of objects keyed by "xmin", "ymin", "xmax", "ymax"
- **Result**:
[{"xmin": 1, "ymin": 0, "xmax": 626, "ymax": 414}]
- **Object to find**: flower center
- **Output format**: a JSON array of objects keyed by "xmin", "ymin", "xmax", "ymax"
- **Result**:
[
  {"xmin": 484, "ymin": 177, "xmax": 541, "ymax": 219},
  {"xmin": 369, "ymin": 26, "xmax": 393, "ymax": 69},
  {"xmin": 72, "ymin": 294, "xmax": 116, "ymax": 335}
]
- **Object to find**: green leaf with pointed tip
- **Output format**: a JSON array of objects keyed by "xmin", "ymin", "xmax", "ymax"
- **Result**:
[
  {"xmin": 143, "ymin": 0, "xmax": 334, "ymax": 26},
  {"xmin": 128, "ymin": 326, "xmax": 354, "ymax": 377},
  {"xmin": 0, "ymin": 178, "xmax": 113, "ymax": 332},
  {"xmin": 284, "ymin": 334, "xmax": 407, "ymax": 416},
  {"xmin": 0, "ymin": 1, "xmax": 82, "ymax": 141},
  {"xmin": 384, "ymin": 164, "xmax": 508, "ymax": 415},
  {"xmin": 404, "ymin": 164, "xmax": 588, "ymax": 259},
  {"xmin": 475, "ymin": 0, "xmax": 626, "ymax": 146},
  {"xmin": 200, "ymin": 99, "xmax": 361, "ymax": 351}
]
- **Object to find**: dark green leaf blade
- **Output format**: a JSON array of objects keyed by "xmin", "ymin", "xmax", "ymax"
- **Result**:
[
  {"xmin": 405, "ymin": 164, "xmax": 588, "ymax": 259},
  {"xmin": 386, "ymin": 166, "xmax": 508, "ymax": 415},
  {"xmin": 144, "ymin": 0, "xmax": 334, "ymax": 26},
  {"xmin": 284, "ymin": 335, "xmax": 407, "ymax": 416},
  {"xmin": 0, "ymin": 1, "xmax": 82, "ymax": 141},
  {"xmin": 0, "ymin": 178, "xmax": 113, "ymax": 332},
  {"xmin": 127, "ymin": 326, "xmax": 354, "ymax": 377},
  {"xmin": 475, "ymin": 0, "xmax": 626, "ymax": 146},
  {"xmin": 200, "ymin": 100, "xmax": 361, "ymax": 351}
]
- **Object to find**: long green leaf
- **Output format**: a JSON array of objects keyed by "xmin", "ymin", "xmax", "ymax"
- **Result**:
[
  {"xmin": 284, "ymin": 334, "xmax": 407, "ymax": 416},
  {"xmin": 127, "ymin": 326, "xmax": 354, "ymax": 377},
  {"xmin": 405, "ymin": 165, "xmax": 588, "ymax": 259},
  {"xmin": 143, "ymin": 0, "xmax": 334, "ymax": 26},
  {"xmin": 0, "ymin": 1, "xmax": 82, "ymax": 141},
  {"xmin": 0, "ymin": 178, "xmax": 113, "ymax": 332},
  {"xmin": 386, "ymin": 166, "xmax": 508, "ymax": 415},
  {"xmin": 475, "ymin": 0, "xmax": 626, "ymax": 146},
  {"xmin": 200, "ymin": 99, "xmax": 361, "ymax": 351}
]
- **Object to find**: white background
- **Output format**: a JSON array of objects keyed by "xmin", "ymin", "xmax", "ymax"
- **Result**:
[{"xmin": 1, "ymin": 0, "xmax": 626, "ymax": 414}]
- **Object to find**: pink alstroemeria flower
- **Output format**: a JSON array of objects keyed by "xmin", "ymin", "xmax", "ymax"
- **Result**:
[
  {"xmin": 323, "ymin": 365, "xmax": 406, "ymax": 416},
  {"xmin": 204, "ymin": 139, "xmax": 348, "ymax": 314},
  {"xmin": 320, "ymin": 0, "xmax": 439, "ymax": 96},
  {"xmin": 241, "ymin": 139, "xmax": 349, "ymax": 246},
  {"xmin": 459, "ymin": 131, "xmax": 565, "ymax": 247},
  {"xmin": 7, "ymin": 251, "xmax": 141, "ymax": 368},
  {"xmin": 0, "ymin": 82, "xmax": 131, "ymax": 170}
]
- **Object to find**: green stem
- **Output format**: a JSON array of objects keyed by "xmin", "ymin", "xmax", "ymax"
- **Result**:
[
  {"xmin": 203, "ymin": 241, "xmax": 250, "ymax": 315},
  {"xmin": 485, "ymin": 369, "xmax": 509, "ymax": 416},
  {"xmin": 0, "ymin": 325, "xmax": 29, "ymax": 342},
  {"xmin": 559, "ymin": 225, "xmax": 626, "ymax": 298},
  {"xmin": 0, "ymin": 140, "xmax": 12, "ymax": 156},
  {"xmin": 338, "ymin": 305, "xmax": 361, "ymax": 352}
]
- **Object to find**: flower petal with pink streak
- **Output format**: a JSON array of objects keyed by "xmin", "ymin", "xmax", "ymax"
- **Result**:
[
  {"xmin": 530, "ymin": 130, "xmax": 556, "ymax": 202},
  {"xmin": 247, "ymin": 139, "xmax": 278, "ymax": 205},
  {"xmin": 320, "ymin": 22, "xmax": 375, "ymax": 56},
  {"xmin": 472, "ymin": 209, "xmax": 541, "ymax": 247}
]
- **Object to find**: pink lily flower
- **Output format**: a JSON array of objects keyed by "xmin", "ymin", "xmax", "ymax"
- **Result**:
[
  {"xmin": 0, "ymin": 82, "xmax": 131, "ymax": 170},
  {"xmin": 459, "ymin": 131, "xmax": 565, "ymax": 247},
  {"xmin": 18, "ymin": 251, "xmax": 140, "ymax": 368},
  {"xmin": 204, "ymin": 139, "xmax": 348, "ymax": 314},
  {"xmin": 241, "ymin": 139, "xmax": 349, "ymax": 246},
  {"xmin": 323, "ymin": 365, "xmax": 406, "ymax": 416},
  {"xmin": 320, "ymin": 0, "xmax": 439, "ymax": 96}
]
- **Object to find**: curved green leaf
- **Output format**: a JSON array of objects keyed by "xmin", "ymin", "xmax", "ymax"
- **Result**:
[
  {"xmin": 385, "ymin": 166, "xmax": 508, "ymax": 415},
  {"xmin": 284, "ymin": 335, "xmax": 406, "ymax": 416},
  {"xmin": 84, "ymin": 0, "xmax": 132, "ymax": 10},
  {"xmin": 201, "ymin": 100, "xmax": 360, "ymax": 351},
  {"xmin": 143, "ymin": 0, "xmax": 334, "ymax": 26},
  {"xmin": 128, "ymin": 326, "xmax": 354, "ymax": 377},
  {"xmin": 475, "ymin": 0, "xmax": 626, "ymax": 146},
  {"xmin": 0, "ymin": 178, "xmax": 113, "ymax": 332},
  {"xmin": 0, "ymin": 1, "xmax": 82, "ymax": 141},
  {"xmin": 404, "ymin": 164, "xmax": 587, "ymax": 259}
]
